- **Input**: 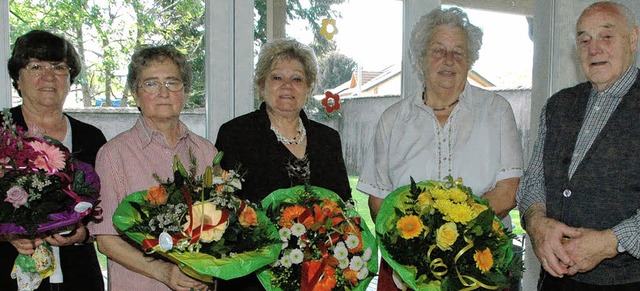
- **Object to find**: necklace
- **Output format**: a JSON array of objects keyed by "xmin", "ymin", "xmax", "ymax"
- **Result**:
[
  {"xmin": 426, "ymin": 98, "xmax": 459, "ymax": 111},
  {"xmin": 271, "ymin": 117, "xmax": 307, "ymax": 145}
]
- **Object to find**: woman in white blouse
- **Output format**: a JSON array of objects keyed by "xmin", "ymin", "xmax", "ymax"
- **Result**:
[{"xmin": 356, "ymin": 7, "xmax": 523, "ymax": 290}]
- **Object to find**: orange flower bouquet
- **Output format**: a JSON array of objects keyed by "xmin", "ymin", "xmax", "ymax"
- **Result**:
[
  {"xmin": 377, "ymin": 177, "xmax": 522, "ymax": 291},
  {"xmin": 257, "ymin": 185, "xmax": 377, "ymax": 291},
  {"xmin": 112, "ymin": 152, "xmax": 281, "ymax": 282}
]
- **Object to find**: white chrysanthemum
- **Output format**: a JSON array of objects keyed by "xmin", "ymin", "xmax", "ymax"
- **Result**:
[
  {"xmin": 338, "ymin": 258, "xmax": 350, "ymax": 270},
  {"xmin": 362, "ymin": 247, "xmax": 373, "ymax": 261},
  {"xmin": 291, "ymin": 223, "xmax": 306, "ymax": 237},
  {"xmin": 289, "ymin": 248, "xmax": 304, "ymax": 264},
  {"xmin": 357, "ymin": 265, "xmax": 369, "ymax": 280},
  {"xmin": 279, "ymin": 228, "xmax": 291, "ymax": 241},
  {"xmin": 346, "ymin": 234, "xmax": 360, "ymax": 249},
  {"xmin": 280, "ymin": 256, "xmax": 292, "ymax": 268},
  {"xmin": 281, "ymin": 241, "xmax": 289, "ymax": 250},
  {"xmin": 349, "ymin": 256, "xmax": 364, "ymax": 271},
  {"xmin": 333, "ymin": 243, "xmax": 349, "ymax": 261}
]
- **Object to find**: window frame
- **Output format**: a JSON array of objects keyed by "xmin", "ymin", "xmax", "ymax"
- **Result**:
[{"xmin": 0, "ymin": 0, "xmax": 438, "ymax": 141}]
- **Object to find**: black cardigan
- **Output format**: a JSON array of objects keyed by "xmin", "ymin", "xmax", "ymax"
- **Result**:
[{"xmin": 215, "ymin": 102, "xmax": 351, "ymax": 203}]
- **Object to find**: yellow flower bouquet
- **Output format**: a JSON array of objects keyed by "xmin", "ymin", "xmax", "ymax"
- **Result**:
[
  {"xmin": 112, "ymin": 152, "xmax": 281, "ymax": 282},
  {"xmin": 377, "ymin": 177, "xmax": 522, "ymax": 290}
]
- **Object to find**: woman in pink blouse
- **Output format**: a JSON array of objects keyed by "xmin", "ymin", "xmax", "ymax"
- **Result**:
[{"xmin": 89, "ymin": 45, "xmax": 214, "ymax": 291}]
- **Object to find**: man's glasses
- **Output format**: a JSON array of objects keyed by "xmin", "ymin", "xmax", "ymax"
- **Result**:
[
  {"xmin": 23, "ymin": 63, "xmax": 71, "ymax": 76},
  {"xmin": 137, "ymin": 80, "xmax": 184, "ymax": 94}
]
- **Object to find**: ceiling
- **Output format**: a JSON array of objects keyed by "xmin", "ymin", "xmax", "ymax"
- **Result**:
[{"xmin": 442, "ymin": 0, "xmax": 534, "ymax": 16}]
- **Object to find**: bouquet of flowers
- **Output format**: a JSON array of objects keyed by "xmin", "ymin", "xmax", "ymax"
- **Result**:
[
  {"xmin": 257, "ymin": 185, "xmax": 377, "ymax": 291},
  {"xmin": 377, "ymin": 177, "xmax": 522, "ymax": 291},
  {"xmin": 112, "ymin": 152, "xmax": 281, "ymax": 282},
  {"xmin": 0, "ymin": 111, "xmax": 101, "ymax": 290}
]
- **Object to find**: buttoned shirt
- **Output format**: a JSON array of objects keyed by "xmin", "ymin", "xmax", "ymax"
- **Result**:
[
  {"xmin": 358, "ymin": 82, "xmax": 523, "ymax": 224},
  {"xmin": 89, "ymin": 118, "xmax": 216, "ymax": 291}
]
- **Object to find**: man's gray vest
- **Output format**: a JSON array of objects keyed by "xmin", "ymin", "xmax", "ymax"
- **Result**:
[{"xmin": 543, "ymin": 72, "xmax": 640, "ymax": 285}]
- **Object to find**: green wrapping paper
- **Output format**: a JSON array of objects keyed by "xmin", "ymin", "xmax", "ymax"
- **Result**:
[
  {"xmin": 113, "ymin": 190, "xmax": 282, "ymax": 282},
  {"xmin": 376, "ymin": 179, "xmax": 518, "ymax": 291},
  {"xmin": 257, "ymin": 185, "xmax": 378, "ymax": 291}
]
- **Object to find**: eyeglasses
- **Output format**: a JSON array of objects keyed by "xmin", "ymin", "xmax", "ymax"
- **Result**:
[
  {"xmin": 23, "ymin": 63, "xmax": 71, "ymax": 76},
  {"xmin": 137, "ymin": 80, "xmax": 184, "ymax": 94},
  {"xmin": 429, "ymin": 47, "xmax": 467, "ymax": 61}
]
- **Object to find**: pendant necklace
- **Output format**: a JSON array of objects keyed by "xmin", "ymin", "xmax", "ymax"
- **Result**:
[{"xmin": 426, "ymin": 98, "xmax": 459, "ymax": 111}]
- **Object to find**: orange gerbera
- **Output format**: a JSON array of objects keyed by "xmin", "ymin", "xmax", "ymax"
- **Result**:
[
  {"xmin": 474, "ymin": 248, "xmax": 494, "ymax": 273},
  {"xmin": 397, "ymin": 215, "xmax": 423, "ymax": 239},
  {"xmin": 303, "ymin": 261, "xmax": 337, "ymax": 291},
  {"xmin": 145, "ymin": 186, "xmax": 169, "ymax": 206},
  {"xmin": 279, "ymin": 205, "xmax": 307, "ymax": 228},
  {"xmin": 342, "ymin": 267, "xmax": 359, "ymax": 286}
]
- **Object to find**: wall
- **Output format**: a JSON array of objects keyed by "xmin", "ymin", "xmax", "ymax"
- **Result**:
[
  {"xmin": 66, "ymin": 90, "xmax": 531, "ymax": 177},
  {"xmin": 65, "ymin": 108, "xmax": 207, "ymax": 141}
]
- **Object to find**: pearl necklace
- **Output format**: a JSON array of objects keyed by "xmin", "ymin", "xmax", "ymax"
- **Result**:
[{"xmin": 271, "ymin": 118, "xmax": 306, "ymax": 145}]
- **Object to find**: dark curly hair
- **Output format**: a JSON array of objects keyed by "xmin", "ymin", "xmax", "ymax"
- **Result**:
[{"xmin": 7, "ymin": 30, "xmax": 81, "ymax": 95}]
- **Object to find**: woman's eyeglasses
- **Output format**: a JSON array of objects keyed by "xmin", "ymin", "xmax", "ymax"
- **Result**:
[
  {"xmin": 137, "ymin": 80, "xmax": 184, "ymax": 94},
  {"xmin": 23, "ymin": 63, "xmax": 71, "ymax": 76}
]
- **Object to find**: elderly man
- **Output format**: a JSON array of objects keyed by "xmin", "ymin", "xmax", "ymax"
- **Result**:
[{"xmin": 517, "ymin": 1, "xmax": 640, "ymax": 290}]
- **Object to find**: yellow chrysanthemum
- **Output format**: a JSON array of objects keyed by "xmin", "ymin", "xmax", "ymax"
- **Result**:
[
  {"xmin": 474, "ymin": 248, "xmax": 494, "ymax": 273},
  {"xmin": 396, "ymin": 215, "xmax": 423, "ymax": 239},
  {"xmin": 435, "ymin": 222, "xmax": 459, "ymax": 250},
  {"xmin": 430, "ymin": 188, "xmax": 449, "ymax": 200},
  {"xmin": 446, "ymin": 188, "xmax": 468, "ymax": 203},
  {"xmin": 443, "ymin": 203, "xmax": 473, "ymax": 224}
]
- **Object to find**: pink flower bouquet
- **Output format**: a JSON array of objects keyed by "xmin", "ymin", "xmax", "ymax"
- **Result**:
[{"xmin": 0, "ymin": 112, "xmax": 101, "ymax": 236}]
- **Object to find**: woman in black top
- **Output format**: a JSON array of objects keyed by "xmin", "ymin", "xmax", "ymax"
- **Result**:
[{"xmin": 215, "ymin": 38, "xmax": 351, "ymax": 290}]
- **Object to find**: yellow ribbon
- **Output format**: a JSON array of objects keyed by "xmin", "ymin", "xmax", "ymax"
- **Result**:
[{"xmin": 427, "ymin": 234, "xmax": 499, "ymax": 290}]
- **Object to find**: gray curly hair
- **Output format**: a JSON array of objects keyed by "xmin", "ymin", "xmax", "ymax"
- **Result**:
[{"xmin": 409, "ymin": 7, "xmax": 483, "ymax": 83}]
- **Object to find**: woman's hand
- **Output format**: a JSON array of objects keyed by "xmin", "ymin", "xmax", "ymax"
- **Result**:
[
  {"xmin": 160, "ymin": 263, "xmax": 210, "ymax": 291},
  {"xmin": 45, "ymin": 222, "xmax": 88, "ymax": 246},
  {"xmin": 9, "ymin": 236, "xmax": 44, "ymax": 255}
]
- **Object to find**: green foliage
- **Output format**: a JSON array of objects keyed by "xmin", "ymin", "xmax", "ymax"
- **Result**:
[
  {"xmin": 317, "ymin": 51, "xmax": 356, "ymax": 93},
  {"xmin": 10, "ymin": 0, "xmax": 344, "ymax": 109}
]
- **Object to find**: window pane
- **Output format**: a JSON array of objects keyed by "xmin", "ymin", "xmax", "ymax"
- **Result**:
[{"xmin": 9, "ymin": 0, "xmax": 205, "ymax": 109}]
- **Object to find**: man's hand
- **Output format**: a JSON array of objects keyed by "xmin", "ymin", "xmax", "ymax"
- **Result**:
[
  {"xmin": 563, "ymin": 228, "xmax": 618, "ymax": 275},
  {"xmin": 524, "ymin": 204, "xmax": 581, "ymax": 277}
]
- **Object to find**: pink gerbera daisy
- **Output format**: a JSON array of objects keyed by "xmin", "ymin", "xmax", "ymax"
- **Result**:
[{"xmin": 29, "ymin": 140, "xmax": 66, "ymax": 174}]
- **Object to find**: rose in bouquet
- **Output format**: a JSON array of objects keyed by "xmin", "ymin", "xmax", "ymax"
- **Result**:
[
  {"xmin": 0, "ymin": 111, "xmax": 101, "ymax": 289},
  {"xmin": 258, "ymin": 185, "xmax": 378, "ymax": 291},
  {"xmin": 377, "ymin": 176, "xmax": 523, "ymax": 291},
  {"xmin": 112, "ymin": 152, "xmax": 281, "ymax": 282}
]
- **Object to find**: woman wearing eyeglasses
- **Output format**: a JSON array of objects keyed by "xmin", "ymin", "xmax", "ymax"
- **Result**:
[
  {"xmin": 357, "ymin": 7, "xmax": 524, "ymax": 290},
  {"xmin": 0, "ymin": 30, "xmax": 106, "ymax": 290},
  {"xmin": 89, "ymin": 45, "xmax": 214, "ymax": 291}
]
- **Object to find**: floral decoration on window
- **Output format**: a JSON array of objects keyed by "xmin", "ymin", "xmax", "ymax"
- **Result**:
[
  {"xmin": 320, "ymin": 18, "xmax": 338, "ymax": 40},
  {"xmin": 321, "ymin": 91, "xmax": 341, "ymax": 114}
]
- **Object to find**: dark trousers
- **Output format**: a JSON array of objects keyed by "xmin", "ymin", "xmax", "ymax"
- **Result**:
[{"xmin": 539, "ymin": 271, "xmax": 640, "ymax": 291}]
